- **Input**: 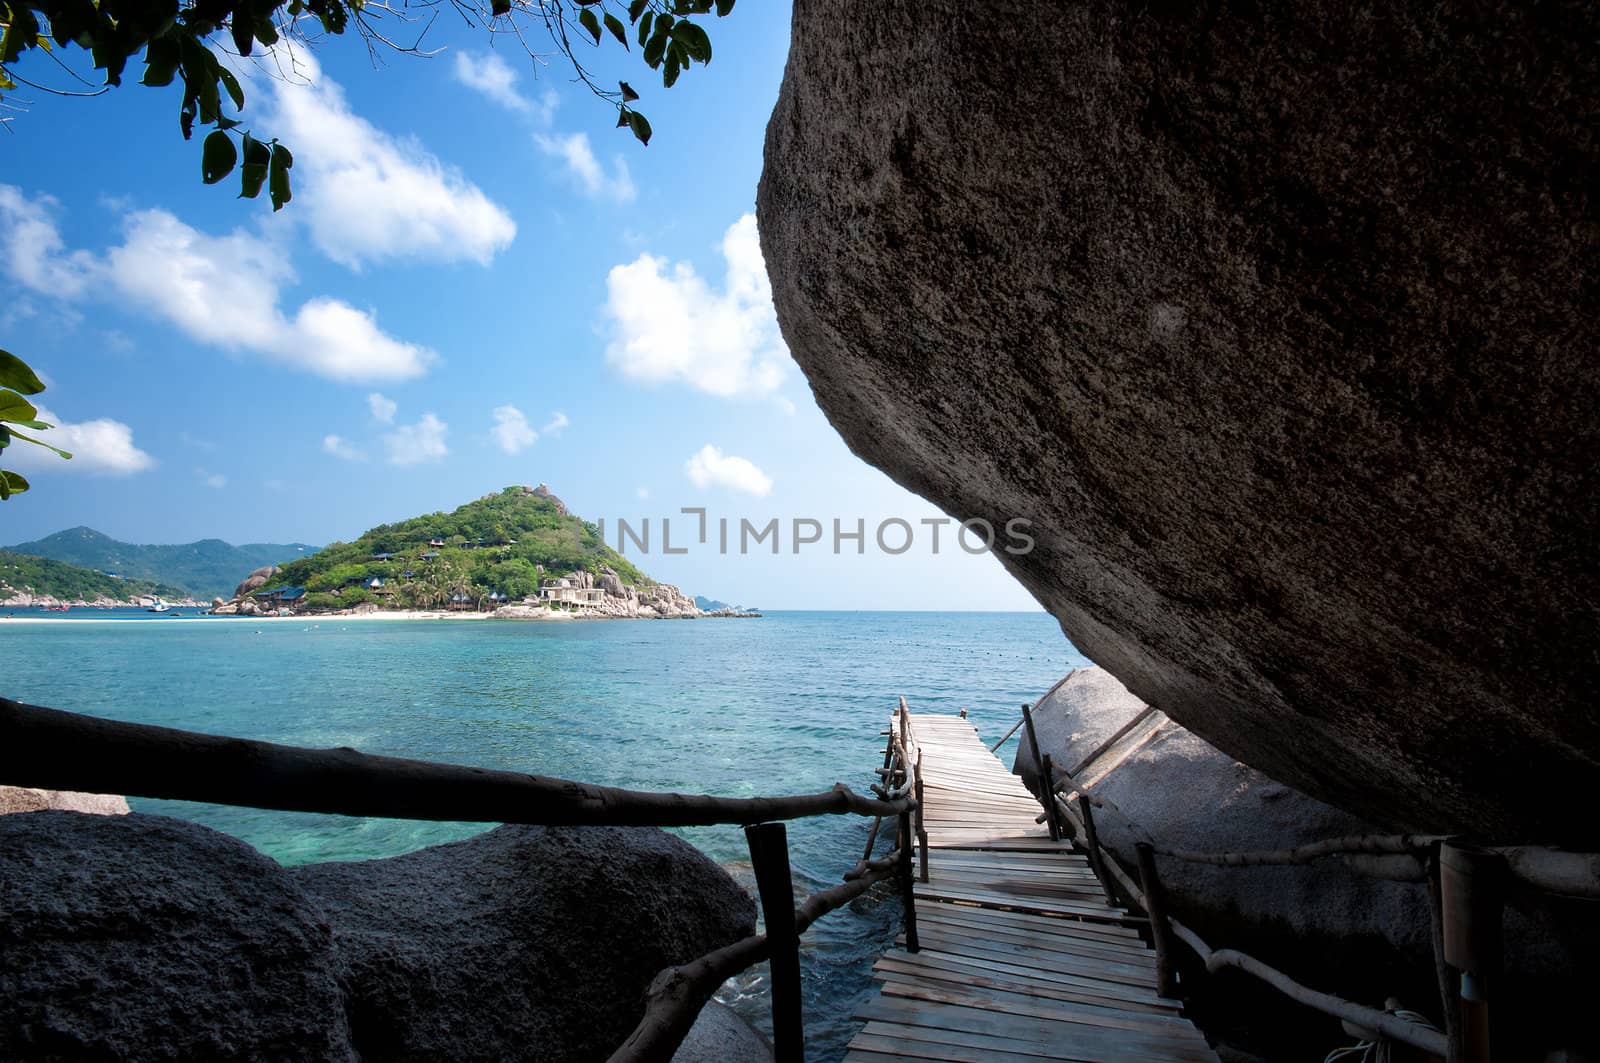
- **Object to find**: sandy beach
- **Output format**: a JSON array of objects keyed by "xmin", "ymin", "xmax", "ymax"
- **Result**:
[{"xmin": 0, "ymin": 608, "xmax": 570, "ymax": 625}]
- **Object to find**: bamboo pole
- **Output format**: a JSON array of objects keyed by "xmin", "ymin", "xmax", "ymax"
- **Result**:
[
  {"xmin": 610, "ymin": 866, "xmax": 897, "ymax": 1063},
  {"xmin": 1066, "ymin": 705, "xmax": 1160, "ymax": 779},
  {"xmin": 1440, "ymin": 842, "xmax": 1506, "ymax": 1063},
  {"xmin": 0, "ymin": 699, "xmax": 912, "ymax": 827},
  {"xmin": 745, "ymin": 824, "xmax": 803, "ymax": 1063}
]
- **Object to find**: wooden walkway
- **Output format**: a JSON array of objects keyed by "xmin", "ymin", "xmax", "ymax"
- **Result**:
[{"xmin": 845, "ymin": 713, "xmax": 1218, "ymax": 1063}]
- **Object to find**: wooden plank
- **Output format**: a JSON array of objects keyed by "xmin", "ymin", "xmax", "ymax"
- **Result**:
[
  {"xmin": 876, "ymin": 981, "xmax": 1211, "ymax": 1043},
  {"xmin": 874, "ymin": 956, "xmax": 1176, "ymax": 1014},
  {"xmin": 912, "ymin": 900, "xmax": 1146, "ymax": 943},
  {"xmin": 874, "ymin": 947, "xmax": 1176, "ymax": 1008},
  {"xmin": 900, "ymin": 924, "xmax": 1155, "ymax": 979},
  {"xmin": 913, "ymin": 911, "xmax": 1156, "ymax": 964},
  {"xmin": 897, "ymin": 930, "xmax": 1158, "ymax": 989},
  {"xmin": 856, "ymin": 1020, "xmax": 1179, "ymax": 1062},
  {"xmin": 854, "ymin": 997, "xmax": 1218, "ymax": 1062}
]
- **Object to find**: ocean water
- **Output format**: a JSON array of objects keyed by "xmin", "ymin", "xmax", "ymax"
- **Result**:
[{"xmin": 2, "ymin": 610, "xmax": 1088, "ymax": 1060}]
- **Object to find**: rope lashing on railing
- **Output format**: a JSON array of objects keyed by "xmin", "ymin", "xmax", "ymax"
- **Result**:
[{"xmin": 0, "ymin": 698, "xmax": 914, "ymax": 827}]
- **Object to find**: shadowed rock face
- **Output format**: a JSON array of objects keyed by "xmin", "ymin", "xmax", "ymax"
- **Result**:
[{"xmin": 759, "ymin": 2, "xmax": 1599, "ymax": 841}]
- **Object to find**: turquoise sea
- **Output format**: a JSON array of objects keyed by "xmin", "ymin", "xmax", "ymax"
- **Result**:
[{"xmin": 3, "ymin": 610, "xmax": 1088, "ymax": 1060}]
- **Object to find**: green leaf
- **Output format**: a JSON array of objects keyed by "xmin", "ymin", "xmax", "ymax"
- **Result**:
[
  {"xmin": 627, "ymin": 0, "xmax": 648, "ymax": 20},
  {"xmin": 0, "ymin": 391, "xmax": 39, "ymax": 422},
  {"xmin": 715, "ymin": 0, "xmax": 734, "ymax": 15},
  {"xmin": 628, "ymin": 110, "xmax": 652, "ymax": 146},
  {"xmin": 0, "ymin": 470, "xmax": 28, "ymax": 499},
  {"xmin": 142, "ymin": 36, "xmax": 181, "ymax": 87},
  {"xmin": 577, "ymin": 8, "xmax": 601, "ymax": 44},
  {"xmin": 636, "ymin": 10, "xmax": 653, "ymax": 45},
  {"xmin": 491, "ymin": 0, "xmax": 510, "ymax": 15},
  {"xmin": 8, "ymin": 420, "xmax": 51, "ymax": 430},
  {"xmin": 217, "ymin": 66, "xmax": 244, "ymax": 111},
  {"xmin": 662, "ymin": 53, "xmax": 680, "ymax": 88},
  {"xmin": 619, "ymin": 80, "xmax": 638, "ymax": 103},
  {"xmin": 0, "ymin": 351, "xmax": 46, "ymax": 395},
  {"xmin": 269, "ymin": 143, "xmax": 293, "ymax": 211},
  {"xmin": 603, "ymin": 12, "xmax": 628, "ymax": 48},
  {"xmin": 642, "ymin": 31, "xmax": 667, "ymax": 68},
  {"xmin": 6, "ymin": 428, "xmax": 71, "ymax": 460},
  {"xmin": 239, "ymin": 132, "xmax": 271, "ymax": 198},
  {"xmin": 201, "ymin": 129, "xmax": 238, "ymax": 184},
  {"xmin": 673, "ymin": 20, "xmax": 711, "ymax": 63}
]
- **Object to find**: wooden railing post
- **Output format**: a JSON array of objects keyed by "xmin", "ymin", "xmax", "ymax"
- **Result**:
[
  {"xmin": 1440, "ymin": 841, "xmax": 1507, "ymax": 1063},
  {"xmin": 1020, "ymin": 702, "xmax": 1061, "ymax": 841},
  {"xmin": 745, "ymin": 822, "xmax": 804, "ymax": 1063},
  {"xmin": 1135, "ymin": 842, "xmax": 1180, "ymax": 999},
  {"xmin": 1039, "ymin": 753, "xmax": 1063, "ymax": 842},
  {"xmin": 915, "ymin": 749, "xmax": 929, "ymax": 883},
  {"xmin": 898, "ymin": 809, "xmax": 920, "ymax": 953},
  {"xmin": 1078, "ymin": 794, "xmax": 1117, "ymax": 906}
]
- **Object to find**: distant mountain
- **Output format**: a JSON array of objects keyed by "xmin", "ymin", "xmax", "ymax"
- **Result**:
[
  {"xmin": 0, "ymin": 550, "xmax": 187, "ymax": 604},
  {"xmin": 693, "ymin": 595, "xmax": 730, "ymax": 612},
  {"xmin": 6, "ymin": 527, "xmax": 319, "ymax": 600}
]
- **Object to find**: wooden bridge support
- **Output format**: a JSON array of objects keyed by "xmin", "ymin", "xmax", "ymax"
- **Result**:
[
  {"xmin": 1439, "ymin": 840, "xmax": 1507, "ymax": 1063},
  {"xmin": 1136, "ymin": 842, "xmax": 1181, "ymax": 1000}
]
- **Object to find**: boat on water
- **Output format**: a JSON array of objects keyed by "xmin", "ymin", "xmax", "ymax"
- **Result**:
[
  {"xmin": 44, "ymin": 604, "xmax": 69, "ymax": 612},
  {"xmin": 146, "ymin": 599, "xmax": 170, "ymax": 613}
]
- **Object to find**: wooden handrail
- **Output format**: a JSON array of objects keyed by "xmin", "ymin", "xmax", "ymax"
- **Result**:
[
  {"xmin": 609, "ymin": 863, "xmax": 899, "ymax": 1063},
  {"xmin": 0, "ymin": 698, "xmax": 911, "ymax": 827}
]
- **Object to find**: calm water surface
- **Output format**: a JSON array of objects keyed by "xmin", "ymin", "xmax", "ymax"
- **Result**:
[{"xmin": 3, "ymin": 610, "xmax": 1087, "ymax": 1060}]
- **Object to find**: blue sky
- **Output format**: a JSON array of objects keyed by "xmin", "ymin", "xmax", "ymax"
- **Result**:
[{"xmin": 0, "ymin": 4, "xmax": 1044, "ymax": 611}]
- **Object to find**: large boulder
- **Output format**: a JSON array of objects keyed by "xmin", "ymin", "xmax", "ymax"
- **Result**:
[
  {"xmin": 0, "ymin": 787, "xmax": 129, "ymax": 816},
  {"xmin": 0, "ymin": 812, "xmax": 353, "ymax": 1061},
  {"xmin": 759, "ymin": 1, "xmax": 1599, "ymax": 843},
  {"xmin": 1013, "ymin": 670, "xmax": 1429, "ymax": 954},
  {"xmin": 291, "ymin": 824, "xmax": 756, "ymax": 1062},
  {"xmin": 230, "ymin": 566, "xmax": 277, "ymax": 602},
  {"xmin": 1, "ymin": 815, "xmax": 758, "ymax": 1062}
]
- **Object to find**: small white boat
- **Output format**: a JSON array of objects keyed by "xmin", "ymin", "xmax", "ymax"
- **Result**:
[{"xmin": 146, "ymin": 598, "xmax": 170, "ymax": 613}]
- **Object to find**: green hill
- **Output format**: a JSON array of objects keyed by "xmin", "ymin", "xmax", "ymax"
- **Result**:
[
  {"xmin": 0, "ymin": 550, "xmax": 187, "ymax": 603},
  {"xmin": 6, "ymin": 527, "xmax": 318, "ymax": 600},
  {"xmin": 261, "ymin": 485, "xmax": 655, "ymax": 611}
]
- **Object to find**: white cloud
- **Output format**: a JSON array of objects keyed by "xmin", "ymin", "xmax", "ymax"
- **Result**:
[
  {"xmin": 0, "ymin": 186, "xmax": 95, "ymax": 297},
  {"xmin": 490, "ymin": 404, "xmax": 537, "ymax": 455},
  {"xmin": 535, "ymin": 132, "xmax": 636, "ymax": 203},
  {"xmin": 604, "ymin": 214, "xmax": 790, "ymax": 399},
  {"xmin": 452, "ymin": 51, "xmax": 555, "ymax": 121},
  {"xmin": 0, "ymin": 190, "xmax": 434, "ymax": 384},
  {"xmin": 684, "ymin": 444, "xmax": 773, "ymax": 497},
  {"xmin": 541, "ymin": 410, "xmax": 569, "ymax": 436},
  {"xmin": 636, "ymin": 486, "xmax": 649, "ymax": 500},
  {"xmin": 367, "ymin": 392, "xmax": 397, "ymax": 424},
  {"xmin": 264, "ymin": 54, "xmax": 516, "ymax": 268},
  {"xmin": 7, "ymin": 405, "xmax": 155, "ymax": 475},
  {"xmin": 197, "ymin": 468, "xmax": 227, "ymax": 489},
  {"xmin": 322, "ymin": 434, "xmax": 367, "ymax": 461},
  {"xmin": 384, "ymin": 412, "xmax": 449, "ymax": 466}
]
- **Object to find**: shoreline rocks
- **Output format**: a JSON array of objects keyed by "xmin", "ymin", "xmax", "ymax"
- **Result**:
[{"xmin": 1, "ymin": 813, "xmax": 758, "ymax": 1062}]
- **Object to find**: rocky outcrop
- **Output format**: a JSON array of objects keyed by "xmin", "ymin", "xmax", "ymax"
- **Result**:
[
  {"xmin": 231, "ymin": 566, "xmax": 277, "ymax": 602},
  {"xmin": 672, "ymin": 1001, "xmax": 772, "ymax": 1063},
  {"xmin": 530, "ymin": 482, "xmax": 568, "ymax": 515},
  {"xmin": 598, "ymin": 568, "xmax": 628, "ymax": 599},
  {"xmin": 759, "ymin": 1, "xmax": 1600, "ymax": 843},
  {"xmin": 293, "ymin": 824, "xmax": 755, "ymax": 1062},
  {"xmin": 0, "ymin": 787, "xmax": 129, "ymax": 815},
  {"xmin": 1014, "ymin": 670, "xmax": 1429, "ymax": 954},
  {"xmin": 1, "ymin": 814, "xmax": 757, "ymax": 1062},
  {"xmin": 0, "ymin": 812, "xmax": 354, "ymax": 1061}
]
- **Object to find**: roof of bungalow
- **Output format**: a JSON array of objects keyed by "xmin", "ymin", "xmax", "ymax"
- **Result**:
[
  {"xmin": 253, "ymin": 585, "xmax": 306, "ymax": 600},
  {"xmin": 449, "ymin": 593, "xmax": 470, "ymax": 602},
  {"xmin": 401, "ymin": 571, "xmax": 416, "ymax": 579},
  {"xmin": 371, "ymin": 552, "xmax": 393, "ymax": 560},
  {"xmin": 367, "ymin": 577, "xmax": 385, "ymax": 588},
  {"xmin": 487, "ymin": 591, "xmax": 505, "ymax": 601},
  {"xmin": 420, "ymin": 551, "xmax": 441, "ymax": 559}
]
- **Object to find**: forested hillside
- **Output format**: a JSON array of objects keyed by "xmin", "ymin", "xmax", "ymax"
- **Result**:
[{"xmin": 263, "ymin": 485, "xmax": 654, "ymax": 611}]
